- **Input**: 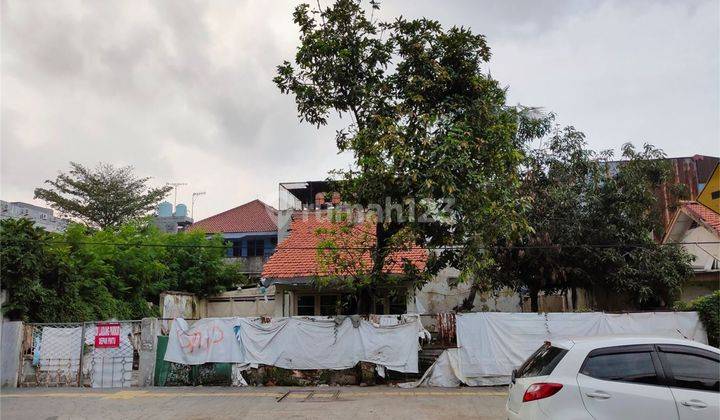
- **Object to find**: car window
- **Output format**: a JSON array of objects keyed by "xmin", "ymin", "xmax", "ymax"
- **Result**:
[
  {"xmin": 517, "ymin": 344, "xmax": 568, "ymax": 378},
  {"xmin": 663, "ymin": 352, "xmax": 719, "ymax": 392},
  {"xmin": 581, "ymin": 351, "xmax": 659, "ymax": 385}
]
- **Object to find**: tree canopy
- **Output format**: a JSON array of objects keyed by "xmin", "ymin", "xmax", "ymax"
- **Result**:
[
  {"xmin": 34, "ymin": 162, "xmax": 172, "ymax": 229},
  {"xmin": 486, "ymin": 128, "xmax": 694, "ymax": 311},
  {"xmin": 276, "ymin": 0, "xmax": 546, "ymax": 310},
  {"xmin": 0, "ymin": 218, "xmax": 244, "ymax": 322}
]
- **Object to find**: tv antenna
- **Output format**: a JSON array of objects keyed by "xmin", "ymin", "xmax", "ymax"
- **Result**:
[
  {"xmin": 191, "ymin": 191, "xmax": 206, "ymax": 219},
  {"xmin": 168, "ymin": 182, "xmax": 188, "ymax": 207}
]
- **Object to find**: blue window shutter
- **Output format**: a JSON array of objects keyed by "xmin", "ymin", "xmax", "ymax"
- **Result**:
[{"xmin": 241, "ymin": 239, "xmax": 248, "ymax": 257}]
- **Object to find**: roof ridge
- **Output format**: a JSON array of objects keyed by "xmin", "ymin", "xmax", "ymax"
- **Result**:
[{"xmin": 193, "ymin": 199, "xmax": 275, "ymax": 225}]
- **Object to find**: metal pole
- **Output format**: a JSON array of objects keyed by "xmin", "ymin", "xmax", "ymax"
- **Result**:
[{"xmin": 77, "ymin": 322, "xmax": 87, "ymax": 387}]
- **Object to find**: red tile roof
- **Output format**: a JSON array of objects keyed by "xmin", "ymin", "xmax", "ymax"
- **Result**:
[
  {"xmin": 682, "ymin": 202, "xmax": 720, "ymax": 237},
  {"xmin": 262, "ymin": 212, "xmax": 428, "ymax": 279},
  {"xmin": 188, "ymin": 199, "xmax": 277, "ymax": 234}
]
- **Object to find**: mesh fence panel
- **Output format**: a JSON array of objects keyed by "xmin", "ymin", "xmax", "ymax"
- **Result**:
[{"xmin": 20, "ymin": 321, "xmax": 141, "ymax": 388}]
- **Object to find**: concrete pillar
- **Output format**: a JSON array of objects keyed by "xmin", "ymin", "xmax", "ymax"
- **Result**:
[
  {"xmin": 1, "ymin": 321, "xmax": 23, "ymax": 387},
  {"xmin": 138, "ymin": 317, "xmax": 161, "ymax": 387}
]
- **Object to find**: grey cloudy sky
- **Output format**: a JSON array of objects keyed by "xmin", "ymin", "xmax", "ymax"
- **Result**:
[{"xmin": 2, "ymin": 0, "xmax": 718, "ymax": 220}]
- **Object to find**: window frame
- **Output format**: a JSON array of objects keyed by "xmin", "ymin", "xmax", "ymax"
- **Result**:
[
  {"xmin": 656, "ymin": 344, "xmax": 720, "ymax": 393},
  {"xmin": 296, "ymin": 295, "xmax": 316, "ymax": 316},
  {"xmin": 579, "ymin": 344, "xmax": 668, "ymax": 387}
]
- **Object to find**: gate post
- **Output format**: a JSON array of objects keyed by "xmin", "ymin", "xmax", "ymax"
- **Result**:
[
  {"xmin": 76, "ymin": 322, "xmax": 87, "ymax": 386},
  {"xmin": 138, "ymin": 318, "xmax": 160, "ymax": 387},
  {"xmin": 1, "ymin": 321, "xmax": 24, "ymax": 387}
]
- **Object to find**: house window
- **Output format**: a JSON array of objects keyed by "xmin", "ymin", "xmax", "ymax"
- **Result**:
[
  {"xmin": 228, "ymin": 239, "xmax": 242, "ymax": 257},
  {"xmin": 297, "ymin": 296, "xmax": 315, "ymax": 316},
  {"xmin": 246, "ymin": 239, "xmax": 265, "ymax": 257},
  {"xmin": 389, "ymin": 293, "xmax": 406, "ymax": 314},
  {"xmin": 320, "ymin": 295, "xmax": 339, "ymax": 316}
]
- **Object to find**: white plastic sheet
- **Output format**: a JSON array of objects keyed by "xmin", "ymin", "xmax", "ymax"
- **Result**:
[
  {"xmin": 164, "ymin": 318, "xmax": 245, "ymax": 365},
  {"xmin": 165, "ymin": 316, "xmax": 420, "ymax": 373},
  {"xmin": 38, "ymin": 327, "xmax": 82, "ymax": 374},
  {"xmin": 455, "ymin": 311, "xmax": 708, "ymax": 385}
]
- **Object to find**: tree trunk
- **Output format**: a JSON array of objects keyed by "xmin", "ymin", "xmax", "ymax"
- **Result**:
[
  {"xmin": 357, "ymin": 286, "xmax": 372, "ymax": 315},
  {"xmin": 455, "ymin": 283, "xmax": 479, "ymax": 312},
  {"xmin": 529, "ymin": 288, "xmax": 540, "ymax": 313},
  {"xmin": 570, "ymin": 286, "xmax": 578, "ymax": 311}
]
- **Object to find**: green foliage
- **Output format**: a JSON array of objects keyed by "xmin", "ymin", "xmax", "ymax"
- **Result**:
[
  {"xmin": 34, "ymin": 162, "xmax": 173, "ymax": 229},
  {"xmin": 489, "ymin": 130, "xmax": 694, "ymax": 311},
  {"xmin": 675, "ymin": 292, "xmax": 720, "ymax": 348},
  {"xmin": 0, "ymin": 218, "xmax": 244, "ymax": 322},
  {"xmin": 276, "ymin": 0, "xmax": 548, "ymax": 298}
]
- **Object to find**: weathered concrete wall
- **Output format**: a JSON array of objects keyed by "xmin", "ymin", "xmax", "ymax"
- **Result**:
[
  {"xmin": 160, "ymin": 291, "xmax": 203, "ymax": 319},
  {"xmin": 206, "ymin": 286, "xmax": 276, "ymax": 318},
  {"xmin": 138, "ymin": 318, "xmax": 160, "ymax": 387},
  {"xmin": 416, "ymin": 268, "xmax": 522, "ymax": 314},
  {"xmin": 1, "ymin": 321, "xmax": 23, "ymax": 387}
]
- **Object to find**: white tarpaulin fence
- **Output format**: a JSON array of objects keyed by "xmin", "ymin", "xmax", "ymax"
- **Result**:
[
  {"xmin": 164, "ymin": 315, "xmax": 424, "ymax": 373},
  {"xmin": 432, "ymin": 311, "xmax": 708, "ymax": 386}
]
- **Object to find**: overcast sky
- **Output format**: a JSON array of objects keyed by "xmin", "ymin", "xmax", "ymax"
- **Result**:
[{"xmin": 2, "ymin": 0, "xmax": 718, "ymax": 220}]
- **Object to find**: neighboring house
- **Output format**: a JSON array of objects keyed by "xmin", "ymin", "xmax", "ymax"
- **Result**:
[
  {"xmin": 188, "ymin": 199, "xmax": 278, "ymax": 277},
  {"xmin": 0, "ymin": 200, "xmax": 69, "ymax": 232},
  {"xmin": 262, "ymin": 211, "xmax": 428, "ymax": 317},
  {"xmin": 663, "ymin": 201, "xmax": 720, "ymax": 301},
  {"xmin": 607, "ymin": 154, "xmax": 719, "ymax": 238}
]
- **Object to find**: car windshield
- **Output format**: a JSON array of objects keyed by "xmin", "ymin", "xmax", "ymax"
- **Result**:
[{"xmin": 516, "ymin": 343, "xmax": 569, "ymax": 378}]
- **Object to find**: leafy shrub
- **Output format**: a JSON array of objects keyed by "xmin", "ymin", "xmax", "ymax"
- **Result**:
[{"xmin": 675, "ymin": 291, "xmax": 720, "ymax": 348}]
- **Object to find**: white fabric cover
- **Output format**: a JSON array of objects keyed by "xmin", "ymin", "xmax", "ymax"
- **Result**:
[
  {"xmin": 39, "ymin": 327, "xmax": 82, "ymax": 374},
  {"xmin": 164, "ymin": 318, "xmax": 245, "ymax": 365},
  {"xmin": 165, "ymin": 316, "xmax": 420, "ymax": 373},
  {"xmin": 455, "ymin": 311, "xmax": 708, "ymax": 385}
]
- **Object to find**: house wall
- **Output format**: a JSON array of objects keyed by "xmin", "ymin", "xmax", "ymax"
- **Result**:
[
  {"xmin": 415, "ymin": 267, "xmax": 522, "ymax": 313},
  {"xmin": 680, "ymin": 225, "xmax": 720, "ymax": 271},
  {"xmin": 205, "ymin": 286, "xmax": 276, "ymax": 317},
  {"xmin": 680, "ymin": 272, "xmax": 720, "ymax": 302},
  {"xmin": 272, "ymin": 283, "xmax": 414, "ymax": 317}
]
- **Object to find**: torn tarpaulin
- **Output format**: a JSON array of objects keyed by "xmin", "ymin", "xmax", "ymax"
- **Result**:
[{"xmin": 165, "ymin": 315, "xmax": 421, "ymax": 373}]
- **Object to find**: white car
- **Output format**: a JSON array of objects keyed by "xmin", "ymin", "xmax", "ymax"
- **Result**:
[{"xmin": 506, "ymin": 336, "xmax": 719, "ymax": 420}]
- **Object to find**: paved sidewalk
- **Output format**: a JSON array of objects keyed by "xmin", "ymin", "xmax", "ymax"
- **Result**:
[{"xmin": 0, "ymin": 386, "xmax": 508, "ymax": 420}]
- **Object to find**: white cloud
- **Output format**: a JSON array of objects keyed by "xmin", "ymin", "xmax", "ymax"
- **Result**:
[{"xmin": 2, "ymin": 0, "xmax": 717, "ymax": 220}]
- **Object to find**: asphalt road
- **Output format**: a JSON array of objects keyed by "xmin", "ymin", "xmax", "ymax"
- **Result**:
[{"xmin": 0, "ymin": 386, "xmax": 509, "ymax": 420}]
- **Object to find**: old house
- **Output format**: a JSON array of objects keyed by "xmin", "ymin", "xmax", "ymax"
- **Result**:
[
  {"xmin": 188, "ymin": 199, "xmax": 278, "ymax": 278},
  {"xmin": 262, "ymin": 211, "xmax": 428, "ymax": 317},
  {"xmin": 663, "ymin": 201, "xmax": 720, "ymax": 301}
]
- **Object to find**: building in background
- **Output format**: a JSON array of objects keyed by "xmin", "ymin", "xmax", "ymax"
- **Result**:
[
  {"xmin": 663, "ymin": 164, "xmax": 720, "ymax": 302},
  {"xmin": 188, "ymin": 199, "xmax": 278, "ymax": 278},
  {"xmin": 153, "ymin": 201, "xmax": 193, "ymax": 233},
  {"xmin": 0, "ymin": 200, "xmax": 69, "ymax": 232},
  {"xmin": 607, "ymin": 154, "xmax": 719, "ymax": 238}
]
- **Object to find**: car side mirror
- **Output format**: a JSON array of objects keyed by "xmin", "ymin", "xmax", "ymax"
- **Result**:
[{"xmin": 511, "ymin": 369, "xmax": 517, "ymax": 384}]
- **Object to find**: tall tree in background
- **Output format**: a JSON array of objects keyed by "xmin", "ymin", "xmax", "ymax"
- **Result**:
[
  {"xmin": 275, "ymin": 0, "xmax": 547, "ymax": 310},
  {"xmin": 487, "ymin": 130, "xmax": 694, "ymax": 312},
  {"xmin": 0, "ymin": 218, "xmax": 244, "ymax": 322},
  {"xmin": 34, "ymin": 162, "xmax": 172, "ymax": 229}
]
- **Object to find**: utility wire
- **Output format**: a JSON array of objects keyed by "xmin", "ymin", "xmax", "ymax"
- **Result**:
[{"xmin": 2, "ymin": 238, "xmax": 718, "ymax": 251}]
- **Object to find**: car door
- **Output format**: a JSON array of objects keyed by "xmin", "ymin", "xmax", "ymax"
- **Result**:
[
  {"xmin": 657, "ymin": 344, "xmax": 720, "ymax": 420},
  {"xmin": 576, "ymin": 345, "xmax": 679, "ymax": 420}
]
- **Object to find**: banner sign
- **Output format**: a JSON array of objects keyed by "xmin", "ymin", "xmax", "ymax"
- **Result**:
[{"xmin": 95, "ymin": 322, "xmax": 121, "ymax": 348}]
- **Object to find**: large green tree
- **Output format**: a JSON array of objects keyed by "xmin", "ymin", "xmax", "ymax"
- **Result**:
[
  {"xmin": 486, "ymin": 129, "xmax": 694, "ymax": 312},
  {"xmin": 275, "ymin": 0, "xmax": 547, "ymax": 311},
  {"xmin": 34, "ymin": 162, "xmax": 172, "ymax": 229}
]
